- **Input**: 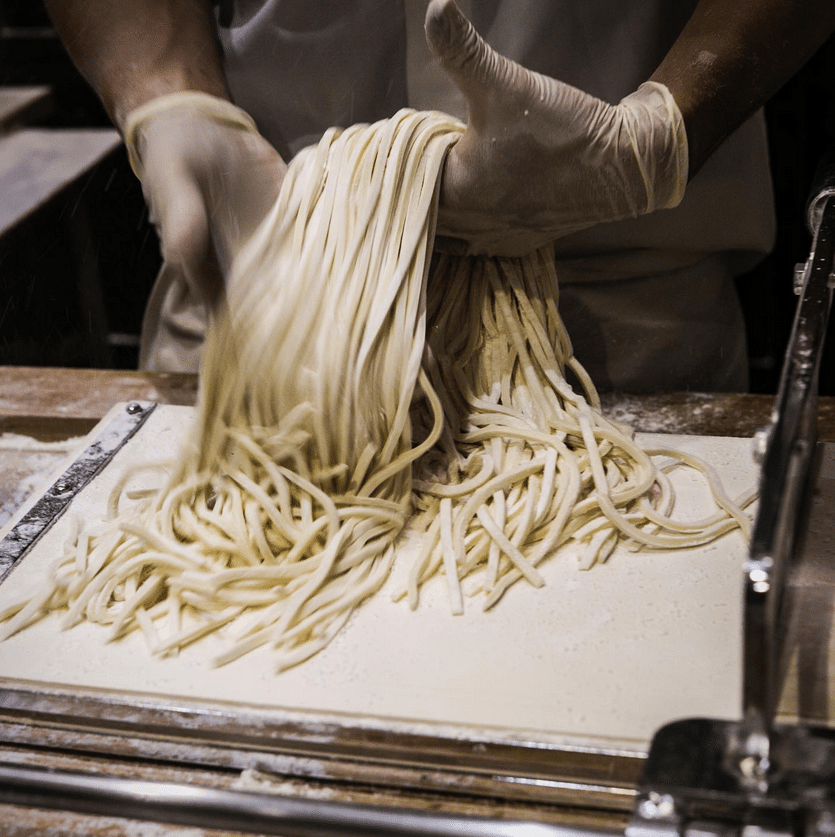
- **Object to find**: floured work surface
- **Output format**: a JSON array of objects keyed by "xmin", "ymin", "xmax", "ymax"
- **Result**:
[{"xmin": 0, "ymin": 405, "xmax": 757, "ymax": 773}]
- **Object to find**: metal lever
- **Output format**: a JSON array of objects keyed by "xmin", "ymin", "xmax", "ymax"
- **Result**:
[
  {"xmin": 740, "ymin": 150, "xmax": 835, "ymax": 778},
  {"xmin": 628, "ymin": 151, "xmax": 835, "ymax": 837},
  {"xmin": 806, "ymin": 146, "xmax": 835, "ymax": 237}
]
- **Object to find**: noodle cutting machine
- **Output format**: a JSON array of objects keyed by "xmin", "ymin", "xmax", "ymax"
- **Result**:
[
  {"xmin": 0, "ymin": 158, "xmax": 833, "ymax": 835},
  {"xmin": 624, "ymin": 152, "xmax": 835, "ymax": 837}
]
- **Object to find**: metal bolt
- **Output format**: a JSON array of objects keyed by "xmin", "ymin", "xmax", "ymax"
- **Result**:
[
  {"xmin": 748, "ymin": 568, "xmax": 770, "ymax": 594},
  {"xmin": 126, "ymin": 402, "xmax": 143, "ymax": 415},
  {"xmin": 809, "ymin": 809, "xmax": 835, "ymax": 837},
  {"xmin": 53, "ymin": 481, "xmax": 73, "ymax": 495},
  {"xmin": 638, "ymin": 792, "xmax": 677, "ymax": 821},
  {"xmin": 751, "ymin": 427, "xmax": 770, "ymax": 463}
]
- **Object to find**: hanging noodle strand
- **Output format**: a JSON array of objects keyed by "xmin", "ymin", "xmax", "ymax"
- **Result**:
[{"xmin": 0, "ymin": 110, "xmax": 755, "ymax": 669}]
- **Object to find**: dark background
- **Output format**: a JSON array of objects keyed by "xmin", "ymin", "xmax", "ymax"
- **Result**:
[
  {"xmin": 1, "ymin": 0, "xmax": 834, "ymax": 394},
  {"xmin": 0, "ymin": 0, "xmax": 160, "ymax": 370}
]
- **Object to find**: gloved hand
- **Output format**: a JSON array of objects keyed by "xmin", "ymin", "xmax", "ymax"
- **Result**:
[
  {"xmin": 424, "ymin": 0, "xmax": 689, "ymax": 256},
  {"xmin": 124, "ymin": 92, "xmax": 286, "ymax": 304}
]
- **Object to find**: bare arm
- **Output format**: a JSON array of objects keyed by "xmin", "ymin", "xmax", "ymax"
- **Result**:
[
  {"xmin": 650, "ymin": 0, "xmax": 835, "ymax": 178},
  {"xmin": 44, "ymin": 0, "xmax": 284, "ymax": 311},
  {"xmin": 44, "ymin": 0, "xmax": 230, "ymax": 130}
]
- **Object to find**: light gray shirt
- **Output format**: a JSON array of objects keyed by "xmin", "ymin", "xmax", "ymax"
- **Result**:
[{"xmin": 215, "ymin": 0, "xmax": 775, "ymax": 276}]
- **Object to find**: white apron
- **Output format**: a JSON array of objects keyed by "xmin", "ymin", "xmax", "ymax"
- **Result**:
[{"xmin": 140, "ymin": 0, "xmax": 775, "ymax": 392}]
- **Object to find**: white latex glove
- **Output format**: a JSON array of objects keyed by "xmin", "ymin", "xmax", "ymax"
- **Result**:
[
  {"xmin": 124, "ymin": 92, "xmax": 286, "ymax": 304},
  {"xmin": 425, "ymin": 0, "xmax": 689, "ymax": 256}
]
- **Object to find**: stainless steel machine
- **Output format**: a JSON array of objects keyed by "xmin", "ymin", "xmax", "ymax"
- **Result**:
[{"xmin": 627, "ymin": 149, "xmax": 835, "ymax": 837}]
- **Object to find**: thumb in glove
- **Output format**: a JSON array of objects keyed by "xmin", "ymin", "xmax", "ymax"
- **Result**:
[{"xmin": 425, "ymin": 0, "xmax": 689, "ymax": 255}]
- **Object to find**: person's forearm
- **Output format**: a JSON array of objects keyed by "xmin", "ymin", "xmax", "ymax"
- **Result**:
[
  {"xmin": 44, "ymin": 0, "xmax": 230, "ymax": 130},
  {"xmin": 650, "ymin": 0, "xmax": 835, "ymax": 178}
]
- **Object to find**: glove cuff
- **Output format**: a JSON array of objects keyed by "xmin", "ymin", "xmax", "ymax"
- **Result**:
[
  {"xmin": 624, "ymin": 82, "xmax": 689, "ymax": 213},
  {"xmin": 124, "ymin": 91, "xmax": 259, "ymax": 179}
]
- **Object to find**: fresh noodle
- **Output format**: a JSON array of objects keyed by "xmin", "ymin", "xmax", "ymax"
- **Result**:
[
  {"xmin": 0, "ymin": 109, "xmax": 755, "ymax": 669},
  {"xmin": 404, "ymin": 250, "xmax": 755, "ymax": 610}
]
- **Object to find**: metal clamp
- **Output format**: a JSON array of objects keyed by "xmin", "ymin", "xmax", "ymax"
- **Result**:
[{"xmin": 0, "ymin": 401, "xmax": 157, "ymax": 584}]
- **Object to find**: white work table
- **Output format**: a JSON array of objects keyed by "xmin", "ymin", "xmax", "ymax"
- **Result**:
[{"xmin": 0, "ymin": 365, "xmax": 833, "ymax": 837}]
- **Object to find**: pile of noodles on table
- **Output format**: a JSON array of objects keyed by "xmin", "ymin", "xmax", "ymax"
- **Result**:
[{"xmin": 0, "ymin": 109, "xmax": 754, "ymax": 671}]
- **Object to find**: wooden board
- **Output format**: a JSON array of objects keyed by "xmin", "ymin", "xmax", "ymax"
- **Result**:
[
  {"xmin": 0, "ymin": 128, "xmax": 121, "ymax": 237},
  {"xmin": 0, "ymin": 405, "xmax": 762, "ymax": 757},
  {"xmin": 2, "ymin": 367, "xmax": 834, "ymax": 439},
  {"xmin": 0, "ymin": 86, "xmax": 52, "ymax": 133},
  {"xmin": 0, "ymin": 367, "xmax": 199, "ymax": 421}
]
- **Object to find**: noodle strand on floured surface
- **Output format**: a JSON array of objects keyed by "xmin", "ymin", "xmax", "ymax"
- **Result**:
[
  {"xmin": 406, "ymin": 250, "xmax": 755, "ymax": 610},
  {"xmin": 0, "ymin": 110, "xmax": 755, "ymax": 669},
  {"xmin": 0, "ymin": 110, "xmax": 460, "ymax": 670}
]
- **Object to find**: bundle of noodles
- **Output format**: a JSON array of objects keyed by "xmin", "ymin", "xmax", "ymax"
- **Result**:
[
  {"xmin": 0, "ymin": 108, "xmax": 754, "ymax": 670},
  {"xmin": 0, "ymin": 109, "xmax": 463, "ymax": 671},
  {"xmin": 405, "ymin": 251, "xmax": 754, "ymax": 612}
]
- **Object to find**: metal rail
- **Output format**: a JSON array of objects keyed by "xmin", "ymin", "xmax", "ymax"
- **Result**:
[
  {"xmin": 742, "ymin": 164, "xmax": 835, "ymax": 772},
  {"xmin": 0, "ymin": 762, "xmax": 622, "ymax": 837}
]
